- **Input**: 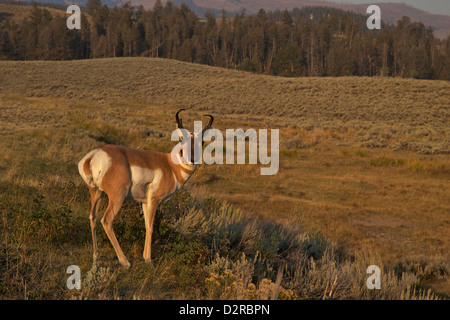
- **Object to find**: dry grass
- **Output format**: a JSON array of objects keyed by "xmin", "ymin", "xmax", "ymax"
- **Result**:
[
  {"xmin": 0, "ymin": 57, "xmax": 449, "ymax": 299},
  {"xmin": 0, "ymin": 3, "xmax": 65, "ymax": 22},
  {"xmin": 0, "ymin": 58, "xmax": 449, "ymax": 153}
]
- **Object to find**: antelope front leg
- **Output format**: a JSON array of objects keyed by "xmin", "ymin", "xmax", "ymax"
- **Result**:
[{"xmin": 143, "ymin": 198, "xmax": 159, "ymax": 263}]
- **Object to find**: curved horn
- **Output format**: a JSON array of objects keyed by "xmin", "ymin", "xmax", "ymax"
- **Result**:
[
  {"xmin": 175, "ymin": 109, "xmax": 185, "ymax": 129},
  {"xmin": 202, "ymin": 114, "xmax": 214, "ymax": 134}
]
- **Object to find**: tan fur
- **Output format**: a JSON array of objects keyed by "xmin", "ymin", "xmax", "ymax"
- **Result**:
[
  {"xmin": 78, "ymin": 144, "xmax": 196, "ymax": 268},
  {"xmin": 78, "ymin": 110, "xmax": 212, "ymax": 267}
]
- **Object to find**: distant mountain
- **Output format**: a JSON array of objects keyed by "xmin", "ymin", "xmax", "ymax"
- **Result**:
[
  {"xmin": 4, "ymin": 0, "xmax": 124, "ymax": 8},
  {"xmin": 8, "ymin": 0, "xmax": 450, "ymax": 38},
  {"xmin": 133, "ymin": 0, "xmax": 450, "ymax": 38}
]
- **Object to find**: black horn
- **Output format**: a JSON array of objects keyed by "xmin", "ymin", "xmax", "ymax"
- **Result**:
[
  {"xmin": 175, "ymin": 109, "xmax": 185, "ymax": 129},
  {"xmin": 202, "ymin": 114, "xmax": 214, "ymax": 134}
]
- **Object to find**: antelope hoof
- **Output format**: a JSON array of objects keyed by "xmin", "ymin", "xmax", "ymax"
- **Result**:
[{"xmin": 120, "ymin": 260, "xmax": 131, "ymax": 269}]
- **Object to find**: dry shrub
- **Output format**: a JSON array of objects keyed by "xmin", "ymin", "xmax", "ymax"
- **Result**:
[
  {"xmin": 283, "ymin": 128, "xmax": 332, "ymax": 149},
  {"xmin": 172, "ymin": 198, "xmax": 435, "ymax": 300}
]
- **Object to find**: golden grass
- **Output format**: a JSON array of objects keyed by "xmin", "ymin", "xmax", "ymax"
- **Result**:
[
  {"xmin": 1, "ymin": 57, "xmax": 448, "ymax": 153},
  {"xmin": 0, "ymin": 57, "xmax": 449, "ymax": 297},
  {"xmin": 0, "ymin": 3, "xmax": 65, "ymax": 22}
]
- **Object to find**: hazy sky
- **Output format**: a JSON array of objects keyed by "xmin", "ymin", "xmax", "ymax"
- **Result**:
[{"xmin": 327, "ymin": 0, "xmax": 450, "ymax": 15}]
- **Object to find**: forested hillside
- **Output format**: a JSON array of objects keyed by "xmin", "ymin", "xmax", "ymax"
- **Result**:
[{"xmin": 0, "ymin": 0, "xmax": 449, "ymax": 79}]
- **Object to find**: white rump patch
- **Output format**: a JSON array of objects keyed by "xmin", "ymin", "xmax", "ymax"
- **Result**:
[
  {"xmin": 78, "ymin": 149, "xmax": 97, "ymax": 188},
  {"xmin": 88, "ymin": 149, "xmax": 112, "ymax": 190}
]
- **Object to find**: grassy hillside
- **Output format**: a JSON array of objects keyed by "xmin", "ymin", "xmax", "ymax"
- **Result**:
[
  {"xmin": 1, "ymin": 58, "xmax": 448, "ymax": 153},
  {"xmin": 0, "ymin": 3, "xmax": 65, "ymax": 22},
  {"xmin": 0, "ymin": 57, "xmax": 449, "ymax": 299}
]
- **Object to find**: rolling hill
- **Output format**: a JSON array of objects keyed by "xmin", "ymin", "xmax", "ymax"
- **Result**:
[{"xmin": 0, "ymin": 57, "xmax": 449, "ymax": 298}]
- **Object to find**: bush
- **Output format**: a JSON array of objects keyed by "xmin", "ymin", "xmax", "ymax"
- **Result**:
[{"xmin": 168, "ymin": 195, "xmax": 431, "ymax": 300}]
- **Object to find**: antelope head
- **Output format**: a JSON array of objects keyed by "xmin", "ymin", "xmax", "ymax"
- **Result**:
[{"xmin": 174, "ymin": 108, "xmax": 214, "ymax": 165}]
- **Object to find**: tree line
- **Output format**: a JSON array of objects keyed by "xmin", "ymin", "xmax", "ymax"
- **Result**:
[{"xmin": 0, "ymin": 0, "xmax": 449, "ymax": 80}]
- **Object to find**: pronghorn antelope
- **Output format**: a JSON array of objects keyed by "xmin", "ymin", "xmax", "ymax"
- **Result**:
[{"xmin": 78, "ymin": 109, "xmax": 214, "ymax": 268}]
